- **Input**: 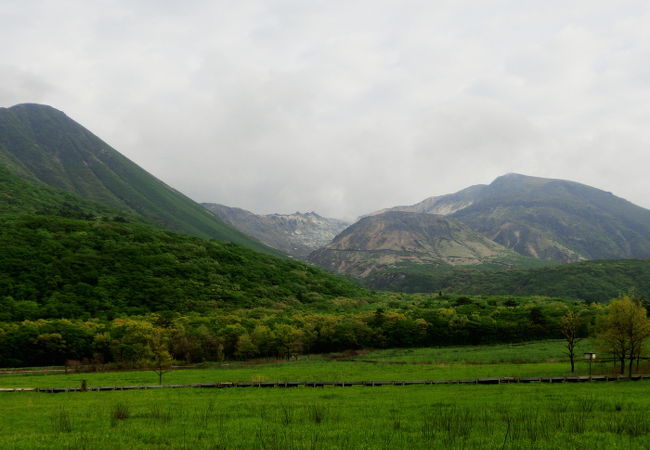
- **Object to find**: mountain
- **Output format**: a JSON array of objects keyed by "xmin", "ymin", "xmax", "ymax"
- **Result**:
[
  {"xmin": 0, "ymin": 103, "xmax": 370, "ymax": 320},
  {"xmin": 308, "ymin": 211, "xmax": 546, "ymax": 277},
  {"xmin": 0, "ymin": 103, "xmax": 278, "ymax": 254},
  {"xmin": 203, "ymin": 203, "xmax": 349, "ymax": 259},
  {"xmin": 379, "ymin": 173, "xmax": 650, "ymax": 263}
]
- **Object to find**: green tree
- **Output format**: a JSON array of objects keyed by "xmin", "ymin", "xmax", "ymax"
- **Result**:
[
  {"xmin": 150, "ymin": 330, "xmax": 173, "ymax": 385},
  {"xmin": 597, "ymin": 295, "xmax": 650, "ymax": 376},
  {"xmin": 235, "ymin": 333, "xmax": 258, "ymax": 359},
  {"xmin": 109, "ymin": 319, "xmax": 155, "ymax": 365}
]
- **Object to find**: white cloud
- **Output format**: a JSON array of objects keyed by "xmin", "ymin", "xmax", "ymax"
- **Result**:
[{"xmin": 1, "ymin": 1, "xmax": 650, "ymax": 221}]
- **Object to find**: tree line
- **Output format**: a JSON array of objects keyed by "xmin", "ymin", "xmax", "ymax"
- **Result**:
[
  {"xmin": 3, "ymin": 292, "xmax": 648, "ymax": 376},
  {"xmin": 0, "ymin": 295, "xmax": 597, "ymax": 368}
]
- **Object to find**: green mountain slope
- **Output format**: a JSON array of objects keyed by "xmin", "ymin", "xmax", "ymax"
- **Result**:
[
  {"xmin": 0, "ymin": 103, "xmax": 278, "ymax": 255},
  {"xmin": 0, "ymin": 214, "xmax": 365, "ymax": 321},
  {"xmin": 365, "ymin": 258, "xmax": 650, "ymax": 302},
  {"xmin": 308, "ymin": 211, "xmax": 547, "ymax": 277},
  {"xmin": 383, "ymin": 173, "xmax": 650, "ymax": 262},
  {"xmin": 0, "ymin": 162, "xmax": 146, "ymax": 222}
]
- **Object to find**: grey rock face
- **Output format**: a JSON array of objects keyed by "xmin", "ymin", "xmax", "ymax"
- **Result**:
[
  {"xmin": 203, "ymin": 203, "xmax": 349, "ymax": 259},
  {"xmin": 308, "ymin": 211, "xmax": 534, "ymax": 277}
]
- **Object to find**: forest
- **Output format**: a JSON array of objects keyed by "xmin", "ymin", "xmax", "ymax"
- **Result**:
[
  {"xmin": 366, "ymin": 259, "xmax": 650, "ymax": 301},
  {"xmin": 0, "ymin": 293, "xmax": 598, "ymax": 367}
]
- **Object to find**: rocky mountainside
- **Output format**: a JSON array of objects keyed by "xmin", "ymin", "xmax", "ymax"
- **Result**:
[
  {"xmin": 203, "ymin": 203, "xmax": 349, "ymax": 259},
  {"xmin": 377, "ymin": 173, "xmax": 650, "ymax": 263},
  {"xmin": 308, "ymin": 211, "xmax": 544, "ymax": 277},
  {"xmin": 370, "ymin": 184, "xmax": 485, "ymax": 217},
  {"xmin": 0, "ymin": 103, "xmax": 278, "ymax": 255}
]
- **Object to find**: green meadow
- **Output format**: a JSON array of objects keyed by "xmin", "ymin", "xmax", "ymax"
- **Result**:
[
  {"xmin": 2, "ymin": 341, "xmax": 649, "ymax": 449},
  {"xmin": 2, "ymin": 382, "xmax": 650, "ymax": 449},
  {"xmin": 0, "ymin": 340, "xmax": 606, "ymax": 389}
]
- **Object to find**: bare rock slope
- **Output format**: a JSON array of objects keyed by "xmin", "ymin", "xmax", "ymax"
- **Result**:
[
  {"xmin": 203, "ymin": 203, "xmax": 349, "ymax": 259},
  {"xmin": 308, "ymin": 211, "xmax": 539, "ymax": 277}
]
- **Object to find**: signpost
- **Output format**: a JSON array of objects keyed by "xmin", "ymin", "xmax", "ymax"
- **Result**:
[{"xmin": 584, "ymin": 352, "xmax": 596, "ymax": 379}]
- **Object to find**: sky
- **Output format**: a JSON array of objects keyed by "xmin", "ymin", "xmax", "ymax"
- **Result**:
[{"xmin": 2, "ymin": 0, "xmax": 650, "ymax": 221}]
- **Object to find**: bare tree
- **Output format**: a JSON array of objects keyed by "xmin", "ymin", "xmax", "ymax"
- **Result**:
[{"xmin": 560, "ymin": 310, "xmax": 582, "ymax": 373}]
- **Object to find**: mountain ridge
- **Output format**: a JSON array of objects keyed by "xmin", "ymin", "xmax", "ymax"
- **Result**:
[{"xmin": 375, "ymin": 173, "xmax": 650, "ymax": 262}]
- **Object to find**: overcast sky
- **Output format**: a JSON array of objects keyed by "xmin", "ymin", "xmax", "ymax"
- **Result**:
[{"xmin": 2, "ymin": 1, "xmax": 650, "ymax": 220}]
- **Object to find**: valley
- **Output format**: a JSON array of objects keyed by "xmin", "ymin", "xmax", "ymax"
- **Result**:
[
  {"xmin": 3, "ymin": 2, "xmax": 650, "ymax": 448},
  {"xmin": 1, "ymin": 103, "xmax": 650, "ymax": 449}
]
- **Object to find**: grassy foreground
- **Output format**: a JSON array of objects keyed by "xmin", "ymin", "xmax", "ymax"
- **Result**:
[
  {"xmin": 2, "ymin": 341, "xmax": 647, "ymax": 449},
  {"xmin": 2, "ymin": 383, "xmax": 650, "ymax": 449}
]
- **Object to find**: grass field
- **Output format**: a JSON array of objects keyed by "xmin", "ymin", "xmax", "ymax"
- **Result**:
[
  {"xmin": 0, "ymin": 339, "xmax": 617, "ymax": 389},
  {"xmin": 2, "ymin": 383, "xmax": 650, "ymax": 448},
  {"xmin": 2, "ymin": 340, "xmax": 648, "ymax": 449},
  {"xmin": 349, "ymin": 339, "xmax": 595, "ymax": 364}
]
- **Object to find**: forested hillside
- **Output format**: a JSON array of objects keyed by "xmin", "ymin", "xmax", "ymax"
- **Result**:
[
  {"xmin": 0, "ymin": 214, "xmax": 364, "ymax": 321},
  {"xmin": 366, "ymin": 259, "xmax": 650, "ymax": 301}
]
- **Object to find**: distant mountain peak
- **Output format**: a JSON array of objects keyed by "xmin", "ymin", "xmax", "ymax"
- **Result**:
[
  {"xmin": 491, "ymin": 173, "xmax": 561, "ymax": 187},
  {"xmin": 7, "ymin": 102, "xmax": 60, "ymax": 111},
  {"xmin": 203, "ymin": 203, "xmax": 349, "ymax": 259}
]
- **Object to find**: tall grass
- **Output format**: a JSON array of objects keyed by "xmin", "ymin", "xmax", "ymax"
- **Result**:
[
  {"xmin": 110, "ymin": 402, "xmax": 130, "ymax": 427},
  {"xmin": 5, "ymin": 366, "xmax": 650, "ymax": 448},
  {"xmin": 51, "ymin": 408, "xmax": 72, "ymax": 433}
]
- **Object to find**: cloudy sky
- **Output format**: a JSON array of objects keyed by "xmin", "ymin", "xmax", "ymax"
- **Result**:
[{"xmin": 2, "ymin": 1, "xmax": 650, "ymax": 220}]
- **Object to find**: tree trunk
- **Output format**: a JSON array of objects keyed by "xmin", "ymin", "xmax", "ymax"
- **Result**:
[{"xmin": 629, "ymin": 357, "xmax": 635, "ymax": 377}]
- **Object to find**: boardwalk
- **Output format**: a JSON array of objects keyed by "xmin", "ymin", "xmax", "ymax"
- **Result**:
[{"xmin": 2, "ymin": 374, "xmax": 650, "ymax": 393}]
